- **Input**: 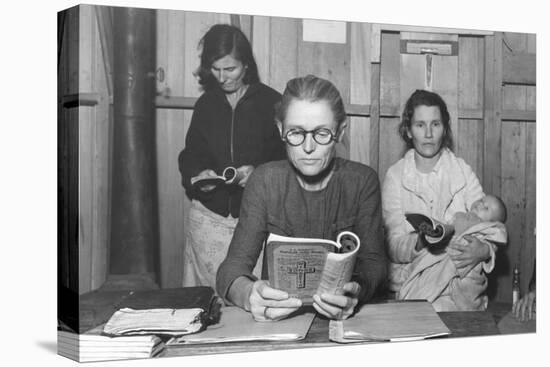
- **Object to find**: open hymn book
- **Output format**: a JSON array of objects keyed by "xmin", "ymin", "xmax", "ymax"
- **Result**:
[
  {"xmin": 266, "ymin": 231, "xmax": 360, "ymax": 304},
  {"xmin": 405, "ymin": 212, "xmax": 455, "ymax": 246},
  {"xmin": 190, "ymin": 166, "xmax": 239, "ymax": 189}
]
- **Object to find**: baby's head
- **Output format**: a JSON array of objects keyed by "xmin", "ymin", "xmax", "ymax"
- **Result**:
[{"xmin": 470, "ymin": 195, "xmax": 507, "ymax": 223}]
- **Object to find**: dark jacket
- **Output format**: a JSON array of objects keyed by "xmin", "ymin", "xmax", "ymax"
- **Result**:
[{"xmin": 178, "ymin": 82, "xmax": 285, "ymax": 217}]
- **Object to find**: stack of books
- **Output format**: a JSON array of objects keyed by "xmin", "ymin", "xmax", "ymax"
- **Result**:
[{"xmin": 57, "ymin": 329, "xmax": 163, "ymax": 362}]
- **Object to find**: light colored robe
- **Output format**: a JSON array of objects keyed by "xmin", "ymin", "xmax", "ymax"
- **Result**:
[{"xmin": 382, "ymin": 148, "xmax": 484, "ymax": 292}]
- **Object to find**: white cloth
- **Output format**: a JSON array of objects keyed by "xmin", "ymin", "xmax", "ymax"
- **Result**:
[
  {"xmin": 183, "ymin": 200, "xmax": 262, "ymax": 292},
  {"xmin": 382, "ymin": 148, "xmax": 485, "ymax": 293}
]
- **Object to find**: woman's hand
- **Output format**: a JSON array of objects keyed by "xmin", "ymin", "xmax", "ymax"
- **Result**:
[
  {"xmin": 248, "ymin": 280, "xmax": 302, "ymax": 322},
  {"xmin": 235, "ymin": 165, "xmax": 254, "ymax": 187},
  {"xmin": 312, "ymin": 282, "xmax": 361, "ymax": 320},
  {"xmin": 192, "ymin": 169, "xmax": 218, "ymax": 192},
  {"xmin": 448, "ymin": 235, "xmax": 490, "ymax": 271},
  {"xmin": 513, "ymin": 290, "xmax": 536, "ymax": 322}
]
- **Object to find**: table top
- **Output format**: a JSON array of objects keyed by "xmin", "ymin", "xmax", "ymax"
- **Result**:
[
  {"xmin": 69, "ymin": 288, "xmax": 511, "ymax": 358},
  {"xmin": 162, "ymin": 308, "xmax": 501, "ymax": 357}
]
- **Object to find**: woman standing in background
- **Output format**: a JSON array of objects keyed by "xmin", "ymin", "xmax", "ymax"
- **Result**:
[{"xmin": 178, "ymin": 24, "xmax": 285, "ymax": 290}]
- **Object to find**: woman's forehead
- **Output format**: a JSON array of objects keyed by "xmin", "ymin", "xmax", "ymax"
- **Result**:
[
  {"xmin": 283, "ymin": 99, "xmax": 336, "ymax": 128},
  {"xmin": 412, "ymin": 105, "xmax": 441, "ymax": 120},
  {"xmin": 211, "ymin": 54, "xmax": 241, "ymax": 68}
]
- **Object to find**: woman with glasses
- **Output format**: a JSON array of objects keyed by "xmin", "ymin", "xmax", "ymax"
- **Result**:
[
  {"xmin": 217, "ymin": 75, "xmax": 387, "ymax": 321},
  {"xmin": 178, "ymin": 24, "xmax": 285, "ymax": 290}
]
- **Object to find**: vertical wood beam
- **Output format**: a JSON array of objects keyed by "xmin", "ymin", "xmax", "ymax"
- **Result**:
[
  {"xmin": 370, "ymin": 62, "xmax": 381, "ymax": 173},
  {"xmin": 94, "ymin": 5, "xmax": 114, "ymax": 96},
  {"xmin": 483, "ymin": 33, "xmax": 503, "ymax": 197}
]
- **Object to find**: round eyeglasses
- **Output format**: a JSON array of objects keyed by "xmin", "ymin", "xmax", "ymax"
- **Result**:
[{"xmin": 282, "ymin": 128, "xmax": 337, "ymax": 146}]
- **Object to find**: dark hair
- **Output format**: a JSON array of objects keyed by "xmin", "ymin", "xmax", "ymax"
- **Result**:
[
  {"xmin": 398, "ymin": 89, "xmax": 454, "ymax": 151},
  {"xmin": 196, "ymin": 24, "xmax": 259, "ymax": 91},
  {"xmin": 275, "ymin": 75, "xmax": 347, "ymax": 127}
]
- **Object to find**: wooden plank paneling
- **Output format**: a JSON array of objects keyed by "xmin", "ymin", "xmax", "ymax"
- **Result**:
[
  {"xmin": 349, "ymin": 116, "xmax": 370, "ymax": 165},
  {"xmin": 378, "ymin": 117, "xmax": 404, "ymax": 182},
  {"xmin": 503, "ymin": 52, "xmax": 536, "ymax": 85},
  {"xmin": 369, "ymin": 63, "xmax": 381, "ymax": 172},
  {"xmin": 499, "ymin": 32, "xmax": 536, "ymax": 300},
  {"xmin": 59, "ymin": 6, "xmax": 81, "ymax": 294},
  {"xmin": 456, "ymin": 34, "xmax": 484, "ymax": 177},
  {"xmin": 350, "ymin": 22, "xmax": 371, "ymax": 166},
  {"xmin": 78, "ymin": 5, "xmax": 94, "ymax": 294},
  {"xmin": 298, "ymin": 21, "xmax": 351, "ymax": 159},
  {"xmin": 94, "ymin": 6, "xmax": 113, "ymax": 96},
  {"xmin": 238, "ymin": 14, "xmax": 252, "ymax": 41},
  {"xmin": 380, "ymin": 32, "xmax": 400, "ymax": 111},
  {"xmin": 69, "ymin": 5, "xmax": 111, "ymax": 293},
  {"xmin": 91, "ymin": 6, "xmax": 110, "ymax": 291},
  {"xmin": 156, "ymin": 9, "xmax": 186, "ymax": 288},
  {"xmin": 252, "ymin": 16, "xmax": 271, "ymax": 86},
  {"xmin": 456, "ymin": 119, "xmax": 484, "ymax": 182},
  {"xmin": 522, "ymin": 123, "xmax": 536, "ymax": 293},
  {"xmin": 269, "ymin": 17, "xmax": 299, "ymax": 93},
  {"xmin": 502, "ymin": 33, "xmax": 529, "ymax": 112},
  {"xmin": 350, "ymin": 23, "xmax": 371, "ymax": 105},
  {"xmin": 379, "ymin": 31, "xmax": 401, "ymax": 177},
  {"xmin": 458, "ymin": 36, "xmax": 484, "ymax": 116},
  {"xmin": 483, "ymin": 33, "xmax": 502, "ymax": 198},
  {"xmin": 497, "ymin": 122, "xmax": 527, "ymax": 303},
  {"xmin": 431, "ymin": 52, "xmax": 459, "ymax": 139}
]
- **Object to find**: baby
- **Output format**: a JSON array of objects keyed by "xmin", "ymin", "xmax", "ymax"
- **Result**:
[
  {"xmin": 452, "ymin": 194, "xmax": 507, "ymax": 235},
  {"xmin": 398, "ymin": 195, "xmax": 508, "ymax": 311}
]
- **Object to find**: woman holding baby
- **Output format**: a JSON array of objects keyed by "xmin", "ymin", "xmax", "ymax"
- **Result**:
[{"xmin": 382, "ymin": 89, "xmax": 506, "ymax": 311}]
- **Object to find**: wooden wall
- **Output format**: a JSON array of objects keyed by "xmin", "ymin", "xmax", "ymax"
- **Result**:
[
  {"xmin": 491, "ymin": 33, "xmax": 536, "ymax": 301},
  {"xmin": 62, "ymin": 6, "xmax": 536, "ymax": 303},
  {"xmin": 59, "ymin": 5, "xmax": 111, "ymax": 294}
]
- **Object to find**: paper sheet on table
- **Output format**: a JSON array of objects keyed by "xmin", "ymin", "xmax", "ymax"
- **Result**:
[
  {"xmin": 166, "ymin": 306, "xmax": 315, "ymax": 345},
  {"xmin": 329, "ymin": 301, "xmax": 450, "ymax": 343}
]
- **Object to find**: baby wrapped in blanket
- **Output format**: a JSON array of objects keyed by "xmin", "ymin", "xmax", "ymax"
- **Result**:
[{"xmin": 398, "ymin": 195, "xmax": 507, "ymax": 311}]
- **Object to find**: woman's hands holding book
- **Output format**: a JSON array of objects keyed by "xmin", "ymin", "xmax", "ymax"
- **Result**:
[
  {"xmin": 248, "ymin": 280, "xmax": 302, "ymax": 322},
  {"xmin": 312, "ymin": 281, "xmax": 361, "ymax": 320},
  {"xmin": 192, "ymin": 169, "xmax": 219, "ymax": 192}
]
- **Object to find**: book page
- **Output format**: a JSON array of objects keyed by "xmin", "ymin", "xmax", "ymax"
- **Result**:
[
  {"xmin": 266, "ymin": 233, "xmax": 338, "ymax": 304},
  {"xmin": 316, "ymin": 232, "xmax": 360, "ymax": 296}
]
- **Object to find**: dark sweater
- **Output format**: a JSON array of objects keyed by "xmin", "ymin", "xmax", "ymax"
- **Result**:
[
  {"xmin": 216, "ymin": 158, "xmax": 388, "ymax": 304},
  {"xmin": 178, "ymin": 82, "xmax": 285, "ymax": 217}
]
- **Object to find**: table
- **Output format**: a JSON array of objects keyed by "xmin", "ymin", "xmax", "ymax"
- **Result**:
[{"xmin": 71, "ymin": 289, "xmax": 508, "ymax": 358}]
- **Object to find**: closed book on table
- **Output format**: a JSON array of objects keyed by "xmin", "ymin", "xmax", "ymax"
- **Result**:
[
  {"xmin": 57, "ymin": 327, "xmax": 164, "ymax": 362},
  {"xmin": 103, "ymin": 287, "xmax": 221, "ymax": 336}
]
